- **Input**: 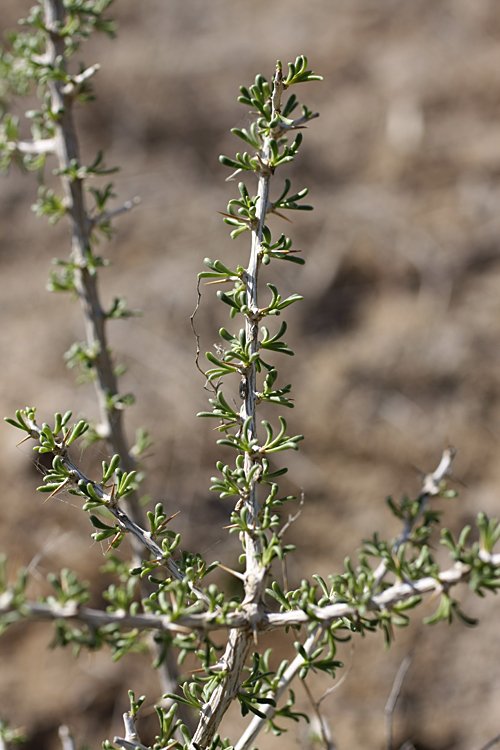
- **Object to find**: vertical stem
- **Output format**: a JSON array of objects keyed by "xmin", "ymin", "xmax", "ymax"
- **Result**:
[
  {"xmin": 43, "ymin": 2, "xmax": 195, "ymax": 732},
  {"xmin": 242, "ymin": 62, "xmax": 284, "ymax": 583},
  {"xmin": 43, "ymin": 0, "xmax": 132, "ymax": 474},
  {"xmin": 191, "ymin": 63, "xmax": 285, "ymax": 749}
]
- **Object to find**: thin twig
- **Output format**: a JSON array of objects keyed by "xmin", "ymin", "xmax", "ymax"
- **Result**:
[
  {"xmin": 278, "ymin": 491, "xmax": 305, "ymax": 539},
  {"xmin": 302, "ymin": 679, "xmax": 336, "ymax": 750},
  {"xmin": 89, "ymin": 197, "xmax": 141, "ymax": 227},
  {"xmin": 23, "ymin": 414, "xmax": 209, "ymax": 608},
  {"xmin": 190, "ymin": 276, "xmax": 214, "ymax": 387},
  {"xmin": 476, "ymin": 734, "xmax": 500, "ymax": 750},
  {"xmin": 280, "ymin": 491, "xmax": 305, "ymax": 592},
  {"xmin": 317, "ymin": 644, "xmax": 354, "ymax": 706},
  {"xmin": 385, "ymin": 652, "xmax": 413, "ymax": 750}
]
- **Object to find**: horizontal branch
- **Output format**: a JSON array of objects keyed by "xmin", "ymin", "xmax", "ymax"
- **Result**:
[
  {"xmin": 0, "ymin": 591, "xmax": 241, "ymax": 634},
  {"xmin": 265, "ymin": 557, "xmax": 499, "ymax": 630},
  {"xmin": 234, "ymin": 556, "xmax": 500, "ymax": 750},
  {"xmin": 9, "ymin": 138, "xmax": 56, "ymax": 155},
  {"xmin": 2, "ymin": 556, "xmax": 496, "ymax": 637}
]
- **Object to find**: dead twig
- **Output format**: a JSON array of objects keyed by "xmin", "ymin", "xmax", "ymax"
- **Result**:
[{"xmin": 385, "ymin": 652, "xmax": 413, "ymax": 750}]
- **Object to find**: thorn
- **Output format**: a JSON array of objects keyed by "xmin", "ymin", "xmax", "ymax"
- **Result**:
[
  {"xmin": 106, "ymin": 483, "xmax": 117, "ymax": 508},
  {"xmin": 44, "ymin": 478, "xmax": 69, "ymax": 503},
  {"xmin": 450, "ymin": 472, "xmax": 467, "ymax": 489},
  {"xmin": 105, "ymin": 531, "xmax": 122, "ymax": 554},
  {"xmin": 215, "ymin": 562, "xmax": 245, "ymax": 581},
  {"xmin": 426, "ymin": 585, "xmax": 443, "ymax": 608},
  {"xmin": 217, "ymin": 211, "xmax": 251, "ymax": 224},
  {"xmin": 225, "ymin": 168, "xmax": 243, "ymax": 182},
  {"xmin": 270, "ymin": 209, "xmax": 293, "ymax": 223},
  {"xmin": 252, "ymin": 623, "xmax": 259, "ymax": 645},
  {"xmin": 155, "ymin": 511, "xmax": 181, "ymax": 534},
  {"xmin": 213, "ymin": 421, "xmax": 239, "ymax": 431},
  {"xmin": 16, "ymin": 434, "xmax": 32, "ymax": 447}
]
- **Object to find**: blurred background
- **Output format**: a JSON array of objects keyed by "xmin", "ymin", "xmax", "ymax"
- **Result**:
[{"xmin": 1, "ymin": 1, "xmax": 500, "ymax": 748}]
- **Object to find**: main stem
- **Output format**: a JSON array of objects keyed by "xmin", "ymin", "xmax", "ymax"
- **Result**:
[{"xmin": 191, "ymin": 64, "xmax": 285, "ymax": 749}]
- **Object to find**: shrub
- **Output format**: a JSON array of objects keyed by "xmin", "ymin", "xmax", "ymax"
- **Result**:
[{"xmin": 1, "ymin": 3, "xmax": 500, "ymax": 750}]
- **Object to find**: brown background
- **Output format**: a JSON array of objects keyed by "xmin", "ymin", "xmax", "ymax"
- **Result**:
[{"xmin": 1, "ymin": 1, "xmax": 500, "ymax": 749}]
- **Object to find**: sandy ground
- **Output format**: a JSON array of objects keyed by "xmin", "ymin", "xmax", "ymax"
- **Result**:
[{"xmin": 1, "ymin": 1, "xmax": 500, "ymax": 749}]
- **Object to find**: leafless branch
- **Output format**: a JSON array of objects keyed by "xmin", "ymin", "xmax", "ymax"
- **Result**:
[
  {"xmin": 385, "ymin": 652, "xmax": 413, "ymax": 750},
  {"xmin": 476, "ymin": 734, "xmax": 500, "ymax": 750},
  {"xmin": 278, "ymin": 491, "xmax": 305, "ymax": 539},
  {"xmin": 90, "ymin": 197, "xmax": 141, "ymax": 227},
  {"xmin": 302, "ymin": 679, "xmax": 336, "ymax": 750},
  {"xmin": 317, "ymin": 645, "xmax": 354, "ymax": 706}
]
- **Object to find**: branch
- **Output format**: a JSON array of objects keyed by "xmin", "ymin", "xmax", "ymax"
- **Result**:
[
  {"xmin": 43, "ymin": 0, "xmax": 138, "ymax": 504},
  {"xmin": 89, "ymin": 196, "xmax": 141, "ymax": 227},
  {"xmin": 476, "ymin": 735, "xmax": 500, "ymax": 750},
  {"xmin": 235, "ymin": 629, "xmax": 321, "ymax": 750},
  {"xmin": 0, "ymin": 594, "xmax": 241, "ymax": 634},
  {"xmin": 22, "ymin": 414, "xmax": 211, "ymax": 608},
  {"xmin": 190, "ymin": 62, "xmax": 287, "ymax": 749},
  {"xmin": 42, "ymin": 2, "xmax": 193, "ymax": 724},
  {"xmin": 371, "ymin": 448, "xmax": 456, "ymax": 589},
  {"xmin": 302, "ymin": 679, "xmax": 336, "ymax": 750},
  {"xmin": 58, "ymin": 725, "xmax": 76, "ymax": 750},
  {"xmin": 234, "ymin": 555, "xmax": 499, "ymax": 750},
  {"xmin": 9, "ymin": 138, "xmax": 56, "ymax": 155},
  {"xmin": 61, "ymin": 64, "xmax": 100, "ymax": 96},
  {"xmin": 385, "ymin": 652, "xmax": 413, "ymax": 750},
  {"xmin": 266, "ymin": 559, "xmax": 498, "ymax": 630},
  {"xmin": 114, "ymin": 712, "xmax": 149, "ymax": 750},
  {"xmin": 2, "ymin": 554, "xmax": 494, "ymax": 637}
]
